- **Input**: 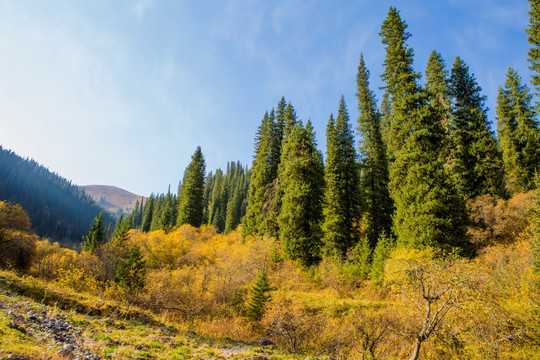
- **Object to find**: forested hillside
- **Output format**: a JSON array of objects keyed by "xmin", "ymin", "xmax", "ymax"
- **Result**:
[{"xmin": 0, "ymin": 146, "xmax": 114, "ymax": 243}]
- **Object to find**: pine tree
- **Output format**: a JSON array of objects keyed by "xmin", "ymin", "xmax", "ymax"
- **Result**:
[
  {"xmin": 497, "ymin": 66, "xmax": 540, "ymax": 193},
  {"xmin": 82, "ymin": 211, "xmax": 105, "ymax": 252},
  {"xmin": 245, "ymin": 269, "xmax": 271, "ymax": 321},
  {"xmin": 284, "ymin": 102, "xmax": 298, "ymax": 137},
  {"xmin": 225, "ymin": 166, "xmax": 246, "ymax": 233},
  {"xmin": 243, "ymin": 112, "xmax": 273, "ymax": 236},
  {"xmin": 208, "ymin": 169, "xmax": 227, "ymax": 231},
  {"xmin": 160, "ymin": 192, "xmax": 175, "ymax": 233},
  {"xmin": 129, "ymin": 200, "xmax": 140, "ymax": 228},
  {"xmin": 356, "ymin": 54, "xmax": 394, "ymax": 249},
  {"xmin": 262, "ymin": 108, "xmax": 283, "ymax": 237},
  {"xmin": 323, "ymin": 96, "xmax": 362, "ymax": 257},
  {"xmin": 449, "ymin": 57, "xmax": 506, "ymax": 199},
  {"xmin": 115, "ymin": 246, "xmax": 146, "ymax": 292},
  {"xmin": 150, "ymin": 195, "xmax": 164, "ymax": 231},
  {"xmin": 425, "ymin": 50, "xmax": 452, "ymax": 160},
  {"xmin": 111, "ymin": 214, "xmax": 130, "ymax": 245},
  {"xmin": 379, "ymin": 6, "xmax": 420, "ymax": 159},
  {"xmin": 141, "ymin": 195, "xmax": 155, "ymax": 232},
  {"xmin": 527, "ymin": 0, "xmax": 540, "ymax": 99},
  {"xmin": 370, "ymin": 232, "xmax": 394, "ymax": 283},
  {"xmin": 379, "ymin": 92, "xmax": 392, "ymax": 149},
  {"xmin": 380, "ymin": 7, "xmax": 469, "ymax": 252},
  {"xmin": 177, "ymin": 147, "xmax": 206, "ymax": 227},
  {"xmin": 202, "ymin": 171, "xmax": 213, "ymax": 224},
  {"xmin": 278, "ymin": 121, "xmax": 325, "ymax": 266},
  {"xmin": 270, "ymin": 102, "xmax": 286, "ymax": 180}
]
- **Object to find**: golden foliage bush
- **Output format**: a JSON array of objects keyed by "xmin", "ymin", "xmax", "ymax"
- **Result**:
[
  {"xmin": 261, "ymin": 297, "xmax": 322, "ymax": 353},
  {"xmin": 134, "ymin": 226, "xmax": 274, "ymax": 320},
  {"xmin": 31, "ymin": 239, "xmax": 78, "ymax": 279},
  {"xmin": 0, "ymin": 201, "xmax": 37, "ymax": 271},
  {"xmin": 467, "ymin": 192, "xmax": 534, "ymax": 246}
]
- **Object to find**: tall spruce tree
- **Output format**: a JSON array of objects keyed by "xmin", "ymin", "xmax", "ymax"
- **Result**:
[
  {"xmin": 284, "ymin": 102, "xmax": 298, "ymax": 137},
  {"xmin": 208, "ymin": 169, "xmax": 227, "ymax": 231},
  {"xmin": 323, "ymin": 96, "xmax": 362, "ymax": 257},
  {"xmin": 527, "ymin": 0, "xmax": 540, "ymax": 99},
  {"xmin": 177, "ymin": 147, "xmax": 206, "ymax": 227},
  {"xmin": 270, "ymin": 102, "xmax": 286, "ymax": 180},
  {"xmin": 278, "ymin": 121, "xmax": 325, "ymax": 266},
  {"xmin": 449, "ymin": 57, "xmax": 506, "ymax": 199},
  {"xmin": 243, "ymin": 112, "xmax": 273, "ymax": 236},
  {"xmin": 111, "ymin": 214, "xmax": 130, "ymax": 245},
  {"xmin": 202, "ymin": 171, "xmax": 214, "ymax": 224},
  {"xmin": 141, "ymin": 195, "xmax": 155, "ymax": 232},
  {"xmin": 379, "ymin": 6, "xmax": 420, "ymax": 159},
  {"xmin": 262, "ymin": 107, "xmax": 284, "ymax": 237},
  {"xmin": 497, "ymin": 66, "xmax": 540, "ymax": 193},
  {"xmin": 225, "ymin": 166, "xmax": 247, "ymax": 233},
  {"xmin": 356, "ymin": 54, "xmax": 393, "ymax": 249},
  {"xmin": 82, "ymin": 211, "xmax": 106, "ymax": 252},
  {"xmin": 160, "ymin": 192, "xmax": 175, "ymax": 233},
  {"xmin": 425, "ymin": 50, "xmax": 452, "ymax": 161},
  {"xmin": 380, "ymin": 7, "xmax": 468, "ymax": 252}
]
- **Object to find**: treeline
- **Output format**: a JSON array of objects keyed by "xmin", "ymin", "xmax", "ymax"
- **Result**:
[
  {"xmin": 240, "ymin": 6, "xmax": 540, "ymax": 266},
  {"xmin": 0, "ymin": 146, "xmax": 114, "ymax": 242},
  {"xmin": 122, "ymin": 153, "xmax": 250, "ymax": 235}
]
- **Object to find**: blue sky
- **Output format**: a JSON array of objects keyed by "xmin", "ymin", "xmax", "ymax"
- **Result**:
[{"xmin": 0, "ymin": 0, "xmax": 532, "ymax": 196}]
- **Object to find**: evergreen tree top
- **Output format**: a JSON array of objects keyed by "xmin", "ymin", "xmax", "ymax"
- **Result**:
[
  {"xmin": 425, "ymin": 50, "xmax": 449, "ymax": 101},
  {"xmin": 450, "ymin": 57, "xmax": 487, "ymax": 110},
  {"xmin": 379, "ymin": 6, "xmax": 419, "ymax": 96}
]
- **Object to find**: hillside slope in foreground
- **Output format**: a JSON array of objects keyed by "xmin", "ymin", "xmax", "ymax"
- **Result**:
[{"xmin": 0, "ymin": 271, "xmax": 299, "ymax": 360}]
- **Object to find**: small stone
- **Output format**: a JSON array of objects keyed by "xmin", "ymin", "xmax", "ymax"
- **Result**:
[
  {"xmin": 257, "ymin": 337, "xmax": 274, "ymax": 346},
  {"xmin": 7, "ymin": 321, "xmax": 26, "ymax": 334},
  {"xmin": 57, "ymin": 348, "xmax": 73, "ymax": 357},
  {"xmin": 6, "ymin": 355, "xmax": 30, "ymax": 360}
]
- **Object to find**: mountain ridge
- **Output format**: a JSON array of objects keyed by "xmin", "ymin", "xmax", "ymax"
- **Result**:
[{"xmin": 80, "ymin": 185, "xmax": 145, "ymax": 216}]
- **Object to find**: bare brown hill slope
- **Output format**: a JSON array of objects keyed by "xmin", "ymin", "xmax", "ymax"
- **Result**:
[{"xmin": 80, "ymin": 185, "xmax": 145, "ymax": 216}]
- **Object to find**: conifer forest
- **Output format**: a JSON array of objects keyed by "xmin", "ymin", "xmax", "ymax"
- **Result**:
[{"xmin": 1, "ymin": 4, "xmax": 540, "ymax": 360}]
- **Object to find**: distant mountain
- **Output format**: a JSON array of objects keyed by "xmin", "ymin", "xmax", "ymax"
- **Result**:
[
  {"xmin": 0, "ymin": 146, "xmax": 114, "ymax": 243},
  {"xmin": 81, "ymin": 185, "xmax": 145, "ymax": 216}
]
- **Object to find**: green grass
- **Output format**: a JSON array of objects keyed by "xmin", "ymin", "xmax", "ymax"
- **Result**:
[{"xmin": 0, "ymin": 270, "xmax": 303, "ymax": 359}]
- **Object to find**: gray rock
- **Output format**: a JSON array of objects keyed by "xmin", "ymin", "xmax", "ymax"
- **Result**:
[
  {"xmin": 7, "ymin": 321, "xmax": 26, "ymax": 334},
  {"xmin": 6, "ymin": 355, "xmax": 30, "ymax": 360},
  {"xmin": 257, "ymin": 337, "xmax": 274, "ymax": 346},
  {"xmin": 57, "ymin": 348, "xmax": 74, "ymax": 358}
]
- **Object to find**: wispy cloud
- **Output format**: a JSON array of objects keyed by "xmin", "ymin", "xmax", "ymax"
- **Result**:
[{"xmin": 131, "ymin": 0, "xmax": 155, "ymax": 18}]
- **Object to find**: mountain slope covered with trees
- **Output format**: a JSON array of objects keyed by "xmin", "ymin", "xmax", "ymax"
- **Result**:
[{"xmin": 0, "ymin": 146, "xmax": 113, "ymax": 243}]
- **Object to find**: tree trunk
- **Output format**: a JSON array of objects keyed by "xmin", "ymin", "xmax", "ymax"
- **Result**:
[{"xmin": 409, "ymin": 338, "xmax": 422, "ymax": 360}]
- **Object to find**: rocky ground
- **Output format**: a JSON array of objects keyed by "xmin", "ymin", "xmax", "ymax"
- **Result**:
[
  {"xmin": 0, "ymin": 286, "xmax": 100, "ymax": 360},
  {"xmin": 0, "ymin": 277, "xmax": 302, "ymax": 360}
]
